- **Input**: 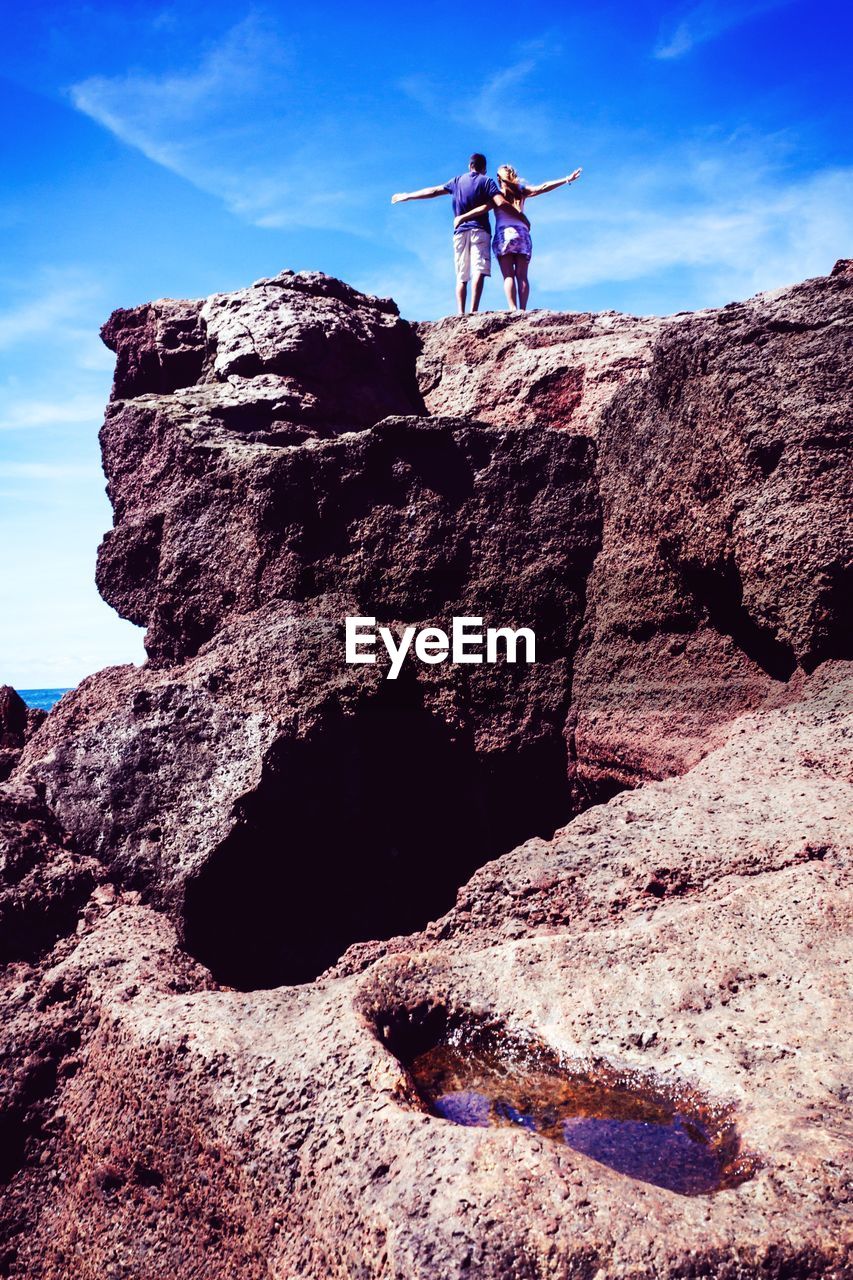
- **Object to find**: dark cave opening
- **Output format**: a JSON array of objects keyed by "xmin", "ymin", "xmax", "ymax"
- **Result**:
[{"xmin": 183, "ymin": 678, "xmax": 572, "ymax": 989}]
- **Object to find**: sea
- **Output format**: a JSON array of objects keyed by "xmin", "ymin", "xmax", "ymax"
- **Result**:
[{"xmin": 18, "ymin": 689, "xmax": 74, "ymax": 712}]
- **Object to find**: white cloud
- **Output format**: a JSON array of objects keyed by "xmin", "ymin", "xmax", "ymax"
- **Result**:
[
  {"xmin": 355, "ymin": 258, "xmax": 457, "ymax": 324},
  {"xmin": 0, "ymin": 394, "xmax": 107, "ymax": 432},
  {"xmin": 470, "ymin": 60, "xmax": 555, "ymax": 142},
  {"xmin": 0, "ymin": 610, "xmax": 145, "ymax": 691},
  {"xmin": 0, "ymin": 461, "xmax": 102, "ymax": 479},
  {"xmin": 0, "ymin": 266, "xmax": 122, "ymax": 686},
  {"xmin": 355, "ymin": 209, "xmax": 470, "ymax": 320},
  {"xmin": 531, "ymin": 156, "xmax": 853, "ymax": 302},
  {"xmin": 0, "ymin": 276, "xmax": 101, "ymax": 349},
  {"xmin": 0, "ymin": 491, "xmax": 145, "ymax": 688},
  {"xmin": 69, "ymin": 17, "xmax": 382, "ymax": 233},
  {"xmin": 65, "ymin": 329, "xmax": 117, "ymax": 372},
  {"xmin": 655, "ymin": 0, "xmax": 794, "ymax": 59}
]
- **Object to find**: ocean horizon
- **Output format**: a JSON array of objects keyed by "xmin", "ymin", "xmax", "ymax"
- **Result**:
[{"xmin": 18, "ymin": 688, "xmax": 74, "ymax": 712}]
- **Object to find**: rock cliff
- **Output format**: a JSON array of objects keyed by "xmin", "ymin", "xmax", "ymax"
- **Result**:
[{"xmin": 0, "ymin": 263, "xmax": 851, "ymax": 1278}]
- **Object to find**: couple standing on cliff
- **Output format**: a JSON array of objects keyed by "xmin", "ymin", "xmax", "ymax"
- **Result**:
[{"xmin": 391, "ymin": 152, "xmax": 582, "ymax": 315}]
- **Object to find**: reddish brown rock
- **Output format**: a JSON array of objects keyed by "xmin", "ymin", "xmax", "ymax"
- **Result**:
[
  {"xmin": 101, "ymin": 270, "xmax": 422, "ymax": 423},
  {"xmin": 16, "ymin": 265, "xmax": 842, "ymax": 984},
  {"xmin": 417, "ymin": 267, "xmax": 852, "ymax": 785},
  {"xmin": 3, "ymin": 669, "xmax": 851, "ymax": 1280},
  {"xmin": 2, "ymin": 265, "xmax": 852, "ymax": 1278},
  {"xmin": 0, "ymin": 891, "xmax": 210, "ymax": 1277},
  {"xmin": 0, "ymin": 781, "xmax": 99, "ymax": 965},
  {"xmin": 0, "ymin": 687, "xmax": 46, "ymax": 783},
  {"xmin": 17, "ymin": 274, "xmax": 609, "ymax": 988},
  {"xmin": 416, "ymin": 307, "xmax": 659, "ymax": 436},
  {"xmin": 0, "ymin": 689, "xmax": 28, "ymax": 745},
  {"xmin": 570, "ymin": 273, "xmax": 852, "ymax": 787},
  {"xmin": 16, "ymin": 265, "xmax": 853, "ymax": 986},
  {"xmin": 26, "ymin": 407, "xmax": 601, "ymax": 985}
]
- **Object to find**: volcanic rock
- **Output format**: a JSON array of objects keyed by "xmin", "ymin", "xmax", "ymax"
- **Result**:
[
  {"xmin": 19, "ymin": 268, "xmax": 852, "ymax": 970},
  {"xmin": 0, "ymin": 688, "xmax": 46, "ymax": 783},
  {"xmin": 0, "ymin": 888, "xmax": 210, "ymax": 1275},
  {"xmin": 2, "ymin": 263, "xmax": 852, "ymax": 1278},
  {"xmin": 417, "ymin": 268, "xmax": 853, "ymax": 783},
  {"xmin": 0, "ymin": 689, "xmax": 28, "ymax": 745},
  {"xmin": 3, "ymin": 666, "xmax": 851, "ymax": 1279}
]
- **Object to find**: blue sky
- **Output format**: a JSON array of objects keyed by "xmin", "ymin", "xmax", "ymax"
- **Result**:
[{"xmin": 1, "ymin": 0, "xmax": 851, "ymax": 687}]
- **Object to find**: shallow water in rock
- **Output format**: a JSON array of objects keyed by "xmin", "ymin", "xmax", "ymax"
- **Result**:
[{"xmin": 409, "ymin": 1042, "xmax": 753, "ymax": 1196}]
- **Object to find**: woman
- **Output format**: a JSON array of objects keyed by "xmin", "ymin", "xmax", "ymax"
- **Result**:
[{"xmin": 456, "ymin": 165, "xmax": 582, "ymax": 311}]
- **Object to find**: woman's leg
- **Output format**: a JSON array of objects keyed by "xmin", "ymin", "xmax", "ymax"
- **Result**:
[
  {"xmin": 498, "ymin": 254, "xmax": 518, "ymax": 309},
  {"xmin": 516, "ymin": 255, "xmax": 531, "ymax": 310}
]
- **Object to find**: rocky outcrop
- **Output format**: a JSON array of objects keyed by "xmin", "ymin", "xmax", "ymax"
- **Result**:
[
  {"xmin": 25, "ymin": 409, "xmax": 600, "ymax": 986},
  {"xmin": 16, "ymin": 264, "xmax": 850, "ymax": 989},
  {"xmin": 416, "ymin": 308, "xmax": 659, "ymax": 435},
  {"xmin": 3, "ymin": 667, "xmax": 851, "ymax": 1279},
  {"xmin": 0, "ymin": 688, "xmax": 45, "ymax": 783},
  {"xmin": 2, "ymin": 263, "xmax": 852, "ymax": 1277},
  {"xmin": 0, "ymin": 888, "xmax": 210, "ymax": 1276},
  {"xmin": 417, "ymin": 267, "xmax": 853, "ymax": 783},
  {"xmin": 24, "ymin": 270, "xmax": 611, "ymax": 985},
  {"xmin": 0, "ymin": 781, "xmax": 99, "ymax": 965}
]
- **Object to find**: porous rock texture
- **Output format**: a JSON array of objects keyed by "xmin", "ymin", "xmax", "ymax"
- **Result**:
[
  {"xmin": 0, "ymin": 687, "xmax": 45, "ymax": 784},
  {"xmin": 417, "ymin": 265, "xmax": 852, "ymax": 784},
  {"xmin": 1, "ymin": 262, "xmax": 851, "ymax": 1278}
]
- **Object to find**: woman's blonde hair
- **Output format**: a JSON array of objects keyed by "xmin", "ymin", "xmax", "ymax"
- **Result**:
[{"xmin": 497, "ymin": 164, "xmax": 526, "ymax": 206}]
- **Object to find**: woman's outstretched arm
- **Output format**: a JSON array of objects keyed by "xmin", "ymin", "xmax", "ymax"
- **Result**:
[{"xmin": 524, "ymin": 168, "xmax": 582, "ymax": 198}]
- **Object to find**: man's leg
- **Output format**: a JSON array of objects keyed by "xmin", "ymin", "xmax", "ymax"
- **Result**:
[
  {"xmin": 498, "ymin": 255, "xmax": 517, "ymax": 309},
  {"xmin": 470, "ymin": 229, "xmax": 491, "ymax": 312},
  {"xmin": 453, "ymin": 230, "xmax": 470, "ymax": 314},
  {"xmin": 516, "ymin": 255, "xmax": 530, "ymax": 310}
]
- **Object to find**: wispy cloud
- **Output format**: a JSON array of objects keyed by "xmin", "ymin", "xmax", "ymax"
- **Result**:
[
  {"xmin": 655, "ymin": 0, "xmax": 793, "ymax": 59},
  {"xmin": 399, "ymin": 41, "xmax": 559, "ymax": 146},
  {"xmin": 0, "ymin": 460, "xmax": 102, "ymax": 479},
  {"xmin": 353, "ymin": 236, "xmax": 454, "ymax": 323},
  {"xmin": 69, "ymin": 17, "xmax": 385, "ymax": 232},
  {"xmin": 0, "ymin": 275, "xmax": 102, "ymax": 350},
  {"xmin": 0, "ymin": 264, "xmax": 133, "ymax": 687},
  {"xmin": 532, "ymin": 149, "xmax": 852, "ymax": 304},
  {"xmin": 71, "ymin": 16, "xmax": 287, "ymax": 157},
  {"xmin": 0, "ymin": 394, "xmax": 107, "ymax": 432}
]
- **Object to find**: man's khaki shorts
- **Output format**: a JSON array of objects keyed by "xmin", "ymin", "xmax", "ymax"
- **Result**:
[{"xmin": 453, "ymin": 227, "xmax": 491, "ymax": 283}]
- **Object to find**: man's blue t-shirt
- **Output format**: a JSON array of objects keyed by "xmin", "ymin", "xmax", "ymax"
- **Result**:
[{"xmin": 444, "ymin": 172, "xmax": 500, "ymax": 234}]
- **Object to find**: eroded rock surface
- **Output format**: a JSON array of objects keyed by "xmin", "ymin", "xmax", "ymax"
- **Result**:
[
  {"xmin": 418, "ymin": 267, "xmax": 853, "ymax": 783},
  {"xmin": 0, "ymin": 781, "xmax": 99, "ymax": 967},
  {"xmin": 3, "ymin": 669, "xmax": 851, "ymax": 1279},
  {"xmin": 2, "ymin": 264, "xmax": 852, "ymax": 1277}
]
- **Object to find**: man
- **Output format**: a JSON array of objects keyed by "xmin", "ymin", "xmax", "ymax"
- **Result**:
[{"xmin": 391, "ymin": 154, "xmax": 519, "ymax": 315}]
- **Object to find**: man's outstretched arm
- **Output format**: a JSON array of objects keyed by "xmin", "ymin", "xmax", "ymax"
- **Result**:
[{"xmin": 391, "ymin": 186, "xmax": 449, "ymax": 203}]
